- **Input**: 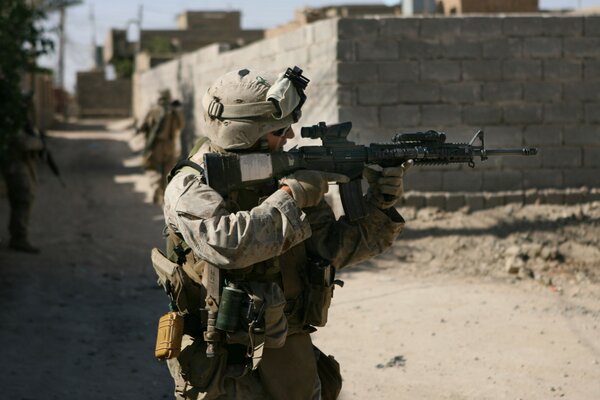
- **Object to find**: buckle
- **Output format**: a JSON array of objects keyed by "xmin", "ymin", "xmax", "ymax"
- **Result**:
[{"xmin": 207, "ymin": 100, "xmax": 224, "ymax": 118}]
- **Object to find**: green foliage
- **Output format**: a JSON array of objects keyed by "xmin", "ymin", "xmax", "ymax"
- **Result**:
[
  {"xmin": 113, "ymin": 57, "xmax": 134, "ymax": 79},
  {"xmin": 145, "ymin": 36, "xmax": 173, "ymax": 54},
  {"xmin": 0, "ymin": 0, "xmax": 54, "ymax": 160}
]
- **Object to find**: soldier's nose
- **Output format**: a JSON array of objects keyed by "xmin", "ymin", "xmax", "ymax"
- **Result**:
[{"xmin": 285, "ymin": 127, "xmax": 295, "ymax": 139}]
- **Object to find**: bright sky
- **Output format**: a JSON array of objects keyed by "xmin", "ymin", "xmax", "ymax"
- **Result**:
[{"xmin": 39, "ymin": 0, "xmax": 600, "ymax": 92}]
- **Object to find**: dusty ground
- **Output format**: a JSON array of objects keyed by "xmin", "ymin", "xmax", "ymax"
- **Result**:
[{"xmin": 0, "ymin": 120, "xmax": 598, "ymax": 400}]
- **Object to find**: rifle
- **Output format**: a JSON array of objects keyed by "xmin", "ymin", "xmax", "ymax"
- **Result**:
[
  {"xmin": 203, "ymin": 121, "xmax": 538, "ymax": 221},
  {"xmin": 38, "ymin": 129, "xmax": 66, "ymax": 187}
]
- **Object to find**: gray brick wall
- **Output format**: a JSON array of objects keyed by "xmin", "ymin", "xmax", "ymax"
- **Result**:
[
  {"xmin": 135, "ymin": 15, "xmax": 600, "ymax": 195},
  {"xmin": 337, "ymin": 15, "xmax": 600, "ymax": 192}
]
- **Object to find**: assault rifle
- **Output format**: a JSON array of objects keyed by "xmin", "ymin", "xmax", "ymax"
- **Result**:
[{"xmin": 203, "ymin": 121, "xmax": 538, "ymax": 221}]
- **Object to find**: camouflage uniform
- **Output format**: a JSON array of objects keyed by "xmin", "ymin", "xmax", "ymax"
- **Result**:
[
  {"xmin": 1, "ymin": 127, "xmax": 43, "ymax": 253},
  {"xmin": 157, "ymin": 68, "xmax": 407, "ymax": 399},
  {"xmin": 139, "ymin": 90, "xmax": 184, "ymax": 204}
]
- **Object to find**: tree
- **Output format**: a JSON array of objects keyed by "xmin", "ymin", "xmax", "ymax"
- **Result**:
[{"xmin": 0, "ymin": 0, "xmax": 54, "ymax": 159}]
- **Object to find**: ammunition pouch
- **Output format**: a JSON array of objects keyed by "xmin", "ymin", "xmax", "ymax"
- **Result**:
[
  {"xmin": 151, "ymin": 247, "xmax": 205, "ymax": 316},
  {"xmin": 303, "ymin": 258, "xmax": 336, "ymax": 327},
  {"xmin": 314, "ymin": 346, "xmax": 343, "ymax": 400}
]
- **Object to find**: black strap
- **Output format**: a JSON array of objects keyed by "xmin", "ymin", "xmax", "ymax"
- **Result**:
[{"xmin": 167, "ymin": 159, "xmax": 205, "ymax": 183}]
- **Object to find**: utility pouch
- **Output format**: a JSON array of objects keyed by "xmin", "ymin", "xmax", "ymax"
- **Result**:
[
  {"xmin": 303, "ymin": 258, "xmax": 335, "ymax": 327},
  {"xmin": 155, "ymin": 311, "xmax": 185, "ymax": 360},
  {"xmin": 151, "ymin": 248, "xmax": 204, "ymax": 315},
  {"xmin": 314, "ymin": 346, "xmax": 343, "ymax": 400}
]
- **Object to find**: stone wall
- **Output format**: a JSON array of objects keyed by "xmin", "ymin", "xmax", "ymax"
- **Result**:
[
  {"xmin": 77, "ymin": 70, "xmax": 131, "ymax": 118},
  {"xmin": 135, "ymin": 15, "xmax": 600, "ymax": 193}
]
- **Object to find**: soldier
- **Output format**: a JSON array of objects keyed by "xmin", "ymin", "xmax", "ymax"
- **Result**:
[
  {"xmin": 156, "ymin": 68, "xmax": 411, "ymax": 399},
  {"xmin": 1, "ymin": 102, "xmax": 43, "ymax": 254},
  {"xmin": 138, "ymin": 89, "xmax": 184, "ymax": 204}
]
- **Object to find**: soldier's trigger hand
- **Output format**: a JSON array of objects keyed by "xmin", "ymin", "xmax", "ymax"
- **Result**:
[
  {"xmin": 280, "ymin": 170, "xmax": 349, "ymax": 209},
  {"xmin": 364, "ymin": 160, "xmax": 412, "ymax": 209}
]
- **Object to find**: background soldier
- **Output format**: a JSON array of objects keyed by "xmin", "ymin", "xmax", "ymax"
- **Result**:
[
  {"xmin": 155, "ymin": 67, "xmax": 411, "ymax": 399},
  {"xmin": 1, "ymin": 98, "xmax": 43, "ymax": 254},
  {"xmin": 138, "ymin": 89, "xmax": 184, "ymax": 204}
]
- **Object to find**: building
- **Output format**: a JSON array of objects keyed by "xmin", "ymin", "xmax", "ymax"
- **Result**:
[{"xmin": 437, "ymin": 0, "xmax": 539, "ymax": 15}]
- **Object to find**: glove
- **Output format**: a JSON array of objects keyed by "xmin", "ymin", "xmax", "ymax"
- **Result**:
[
  {"xmin": 280, "ymin": 170, "xmax": 349, "ymax": 208},
  {"xmin": 364, "ymin": 160, "xmax": 413, "ymax": 209}
]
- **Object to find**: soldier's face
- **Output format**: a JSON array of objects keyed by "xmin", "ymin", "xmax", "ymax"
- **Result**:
[{"xmin": 266, "ymin": 127, "xmax": 294, "ymax": 152}]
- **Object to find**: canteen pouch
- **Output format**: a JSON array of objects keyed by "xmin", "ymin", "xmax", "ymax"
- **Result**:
[
  {"xmin": 303, "ymin": 259, "xmax": 335, "ymax": 327},
  {"xmin": 155, "ymin": 311, "xmax": 185, "ymax": 360},
  {"xmin": 151, "ymin": 247, "xmax": 204, "ymax": 315}
]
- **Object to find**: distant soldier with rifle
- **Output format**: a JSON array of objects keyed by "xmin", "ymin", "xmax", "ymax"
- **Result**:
[
  {"xmin": 1, "ymin": 94, "xmax": 44, "ymax": 253},
  {"xmin": 151, "ymin": 66, "xmax": 536, "ymax": 400},
  {"xmin": 137, "ymin": 89, "xmax": 184, "ymax": 204}
]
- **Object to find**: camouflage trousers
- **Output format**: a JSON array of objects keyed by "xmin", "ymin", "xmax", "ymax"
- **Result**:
[
  {"xmin": 1, "ymin": 160, "xmax": 36, "ymax": 242},
  {"xmin": 168, "ymin": 332, "xmax": 322, "ymax": 400}
]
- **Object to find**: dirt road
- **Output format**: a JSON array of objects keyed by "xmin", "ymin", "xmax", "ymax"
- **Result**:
[{"xmin": 1, "ymin": 121, "xmax": 599, "ymax": 400}]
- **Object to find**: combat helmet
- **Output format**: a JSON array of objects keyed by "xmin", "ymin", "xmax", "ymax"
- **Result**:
[
  {"xmin": 200, "ymin": 66, "xmax": 309, "ymax": 150},
  {"xmin": 158, "ymin": 89, "xmax": 172, "ymax": 105}
]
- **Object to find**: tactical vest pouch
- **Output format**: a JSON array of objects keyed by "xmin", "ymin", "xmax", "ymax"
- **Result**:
[
  {"xmin": 303, "ymin": 259, "xmax": 335, "ymax": 327},
  {"xmin": 314, "ymin": 346, "xmax": 343, "ymax": 400},
  {"xmin": 151, "ymin": 248, "xmax": 204, "ymax": 315},
  {"xmin": 155, "ymin": 311, "xmax": 185, "ymax": 360}
]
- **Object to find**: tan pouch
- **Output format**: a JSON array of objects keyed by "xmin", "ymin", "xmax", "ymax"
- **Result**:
[
  {"xmin": 155, "ymin": 311, "xmax": 185, "ymax": 360},
  {"xmin": 304, "ymin": 283, "xmax": 334, "ymax": 327}
]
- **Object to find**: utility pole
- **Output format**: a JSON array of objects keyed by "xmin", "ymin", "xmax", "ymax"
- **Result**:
[
  {"xmin": 136, "ymin": 4, "xmax": 144, "ymax": 54},
  {"xmin": 58, "ymin": 6, "xmax": 66, "ymax": 88},
  {"xmin": 90, "ymin": 4, "xmax": 97, "ymax": 68}
]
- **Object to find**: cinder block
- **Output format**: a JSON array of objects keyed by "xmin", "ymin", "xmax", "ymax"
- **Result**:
[
  {"xmin": 397, "ymin": 82, "xmax": 440, "ymax": 104},
  {"xmin": 357, "ymin": 40, "xmax": 398, "ymax": 61},
  {"xmin": 524, "ymin": 189, "xmax": 540, "ymax": 205},
  {"xmin": 584, "ymin": 148, "xmax": 600, "ymax": 167},
  {"xmin": 544, "ymin": 103, "xmax": 583, "ymax": 123},
  {"xmin": 313, "ymin": 18, "xmax": 336, "ymax": 43},
  {"xmin": 542, "ymin": 17, "xmax": 583, "ymax": 36},
  {"xmin": 584, "ymin": 16, "xmax": 600, "ymax": 36},
  {"xmin": 379, "ymin": 18, "xmax": 420, "ymax": 39},
  {"xmin": 482, "ymin": 38, "xmax": 522, "ymax": 59},
  {"xmin": 564, "ymin": 82, "xmax": 600, "ymax": 101},
  {"xmin": 421, "ymin": 104, "xmax": 461, "ymax": 126},
  {"xmin": 543, "ymin": 60, "xmax": 582, "ymax": 81},
  {"xmin": 590, "ymin": 188, "xmax": 600, "ymax": 202},
  {"xmin": 464, "ymin": 193, "xmax": 485, "ymax": 211},
  {"xmin": 481, "ymin": 124, "xmax": 528, "ymax": 153},
  {"xmin": 377, "ymin": 61, "xmax": 420, "ymax": 82},
  {"xmin": 425, "ymin": 193, "xmax": 446, "ymax": 209},
  {"xmin": 442, "ymin": 170, "xmax": 483, "ymax": 191},
  {"xmin": 380, "ymin": 105, "xmax": 421, "ymax": 127},
  {"xmin": 541, "ymin": 188, "xmax": 565, "ymax": 204},
  {"xmin": 420, "ymin": 18, "xmax": 461, "ymax": 38},
  {"xmin": 523, "ymin": 82, "xmax": 561, "ymax": 102},
  {"xmin": 541, "ymin": 147, "xmax": 583, "ymax": 168},
  {"xmin": 338, "ymin": 86, "xmax": 355, "ymax": 106},
  {"xmin": 523, "ymin": 170, "xmax": 563, "ymax": 189},
  {"xmin": 584, "ymin": 61, "xmax": 600, "ymax": 80},
  {"xmin": 461, "ymin": 17, "xmax": 503, "ymax": 38},
  {"xmin": 420, "ymin": 61, "xmax": 461, "ymax": 82},
  {"xmin": 503, "ymin": 104, "xmax": 542, "ymax": 124},
  {"xmin": 338, "ymin": 18, "xmax": 379, "ymax": 40},
  {"xmin": 564, "ymin": 38, "xmax": 600, "ymax": 58},
  {"xmin": 358, "ymin": 83, "xmax": 399, "ymax": 105},
  {"xmin": 523, "ymin": 37, "xmax": 563, "ymax": 59},
  {"xmin": 564, "ymin": 169, "xmax": 600, "ymax": 187},
  {"xmin": 503, "ymin": 190, "xmax": 525, "ymax": 205},
  {"xmin": 338, "ymin": 106, "xmax": 378, "ymax": 127},
  {"xmin": 337, "ymin": 63, "xmax": 378, "ymax": 83},
  {"xmin": 482, "ymin": 170, "xmax": 523, "ymax": 191},
  {"xmin": 564, "ymin": 187, "xmax": 590, "ymax": 205},
  {"xmin": 585, "ymin": 104, "xmax": 600, "ymax": 123},
  {"xmin": 463, "ymin": 105, "xmax": 502, "ymax": 125},
  {"xmin": 405, "ymin": 171, "xmax": 443, "ymax": 191},
  {"xmin": 462, "ymin": 60, "xmax": 502, "ymax": 81},
  {"xmin": 402, "ymin": 192, "xmax": 426, "ymax": 208},
  {"xmin": 482, "ymin": 83, "xmax": 522, "ymax": 102},
  {"xmin": 399, "ymin": 39, "xmax": 440, "ymax": 59},
  {"xmin": 503, "ymin": 17, "xmax": 544, "ymax": 36},
  {"xmin": 336, "ymin": 40, "xmax": 355, "ymax": 62},
  {"xmin": 523, "ymin": 125, "xmax": 562, "ymax": 146},
  {"xmin": 445, "ymin": 193, "xmax": 466, "ymax": 211},
  {"xmin": 484, "ymin": 192, "xmax": 505, "ymax": 208},
  {"xmin": 441, "ymin": 83, "xmax": 481, "ymax": 103},
  {"xmin": 499, "ymin": 153, "xmax": 543, "ymax": 170},
  {"xmin": 563, "ymin": 124, "xmax": 600, "ymax": 145},
  {"xmin": 440, "ymin": 40, "xmax": 481, "ymax": 59},
  {"xmin": 502, "ymin": 60, "xmax": 542, "ymax": 80}
]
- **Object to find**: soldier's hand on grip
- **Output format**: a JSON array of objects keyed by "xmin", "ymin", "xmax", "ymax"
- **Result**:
[
  {"xmin": 281, "ymin": 170, "xmax": 349, "ymax": 209},
  {"xmin": 364, "ymin": 160, "xmax": 413, "ymax": 209}
]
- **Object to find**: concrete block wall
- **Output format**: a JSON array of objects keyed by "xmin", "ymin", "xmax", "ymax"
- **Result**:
[
  {"xmin": 77, "ymin": 71, "xmax": 131, "ymax": 117},
  {"xmin": 135, "ymin": 15, "xmax": 600, "ymax": 197},
  {"xmin": 336, "ymin": 15, "xmax": 600, "ymax": 193}
]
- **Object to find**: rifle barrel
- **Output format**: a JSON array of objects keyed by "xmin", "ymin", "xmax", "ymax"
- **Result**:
[{"xmin": 485, "ymin": 148, "xmax": 538, "ymax": 156}]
